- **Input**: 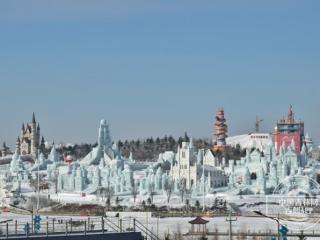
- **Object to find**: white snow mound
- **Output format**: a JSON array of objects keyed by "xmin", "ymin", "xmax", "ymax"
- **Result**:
[{"xmin": 227, "ymin": 133, "xmax": 273, "ymax": 151}]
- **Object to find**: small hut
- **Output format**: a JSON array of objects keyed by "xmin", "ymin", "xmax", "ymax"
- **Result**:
[{"xmin": 189, "ymin": 216, "xmax": 209, "ymax": 233}]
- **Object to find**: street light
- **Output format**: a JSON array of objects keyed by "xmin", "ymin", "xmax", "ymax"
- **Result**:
[{"xmin": 253, "ymin": 211, "xmax": 280, "ymax": 240}]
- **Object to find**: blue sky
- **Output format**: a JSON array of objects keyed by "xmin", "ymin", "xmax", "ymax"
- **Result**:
[{"xmin": 0, "ymin": 1, "xmax": 319, "ymax": 147}]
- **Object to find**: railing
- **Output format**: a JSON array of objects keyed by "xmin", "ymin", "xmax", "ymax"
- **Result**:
[
  {"xmin": 102, "ymin": 217, "xmax": 161, "ymax": 240},
  {"xmin": 103, "ymin": 217, "xmax": 120, "ymax": 232},
  {"xmin": 0, "ymin": 216, "xmax": 160, "ymax": 240},
  {"xmin": 134, "ymin": 219, "xmax": 161, "ymax": 240},
  {"xmin": 187, "ymin": 228, "xmax": 320, "ymax": 238},
  {"xmin": 0, "ymin": 216, "xmax": 117, "ymax": 238}
]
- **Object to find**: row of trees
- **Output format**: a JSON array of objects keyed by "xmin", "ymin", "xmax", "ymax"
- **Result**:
[
  {"xmin": 118, "ymin": 133, "xmax": 213, "ymax": 161},
  {"xmin": 45, "ymin": 134, "xmax": 246, "ymax": 163}
]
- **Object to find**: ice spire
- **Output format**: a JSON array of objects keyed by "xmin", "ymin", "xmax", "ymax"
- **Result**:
[
  {"xmin": 49, "ymin": 142, "xmax": 59, "ymax": 163},
  {"xmin": 281, "ymin": 141, "xmax": 286, "ymax": 157},
  {"xmin": 98, "ymin": 119, "xmax": 112, "ymax": 148},
  {"xmin": 301, "ymin": 142, "xmax": 307, "ymax": 154},
  {"xmin": 129, "ymin": 152, "xmax": 134, "ymax": 162},
  {"xmin": 189, "ymin": 138, "xmax": 194, "ymax": 148},
  {"xmin": 244, "ymin": 167, "xmax": 251, "ymax": 185},
  {"xmin": 290, "ymin": 138, "xmax": 296, "ymax": 152},
  {"xmin": 270, "ymin": 162, "xmax": 278, "ymax": 186},
  {"xmin": 300, "ymin": 143, "xmax": 308, "ymax": 167},
  {"xmin": 197, "ymin": 149, "xmax": 204, "ymax": 165},
  {"xmin": 98, "ymin": 120, "xmax": 106, "ymax": 146},
  {"xmin": 32, "ymin": 112, "xmax": 36, "ymax": 124},
  {"xmin": 258, "ymin": 166, "xmax": 266, "ymax": 194}
]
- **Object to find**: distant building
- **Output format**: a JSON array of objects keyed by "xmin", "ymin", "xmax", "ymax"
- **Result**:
[
  {"xmin": 16, "ymin": 113, "xmax": 45, "ymax": 158},
  {"xmin": 170, "ymin": 141, "xmax": 197, "ymax": 189},
  {"xmin": 170, "ymin": 140, "xmax": 227, "ymax": 191},
  {"xmin": 274, "ymin": 106, "xmax": 304, "ymax": 154}
]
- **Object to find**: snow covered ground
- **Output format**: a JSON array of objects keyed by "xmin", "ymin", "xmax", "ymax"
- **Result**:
[
  {"xmin": 0, "ymin": 212, "xmax": 319, "ymax": 239},
  {"xmin": 13, "ymin": 192, "xmax": 320, "ymax": 239}
]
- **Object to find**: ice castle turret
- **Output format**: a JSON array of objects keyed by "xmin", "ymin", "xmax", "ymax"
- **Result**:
[
  {"xmin": 75, "ymin": 167, "xmax": 84, "ymax": 192},
  {"xmin": 300, "ymin": 143, "xmax": 308, "ymax": 168},
  {"xmin": 270, "ymin": 162, "xmax": 278, "ymax": 187},
  {"xmin": 197, "ymin": 149, "xmax": 204, "ymax": 165},
  {"xmin": 81, "ymin": 120, "xmax": 115, "ymax": 166},
  {"xmin": 244, "ymin": 167, "xmax": 251, "ymax": 186},
  {"xmin": 304, "ymin": 133, "xmax": 314, "ymax": 152},
  {"xmin": 285, "ymin": 142, "xmax": 299, "ymax": 175},
  {"xmin": 280, "ymin": 141, "xmax": 286, "ymax": 157},
  {"xmin": 98, "ymin": 120, "xmax": 112, "ymax": 148},
  {"xmin": 282, "ymin": 160, "xmax": 289, "ymax": 178},
  {"xmin": 228, "ymin": 160, "xmax": 235, "ymax": 188},
  {"xmin": 155, "ymin": 167, "xmax": 163, "ymax": 191},
  {"xmin": 257, "ymin": 166, "xmax": 266, "ymax": 194},
  {"xmin": 10, "ymin": 150, "xmax": 23, "ymax": 173},
  {"xmin": 49, "ymin": 143, "xmax": 59, "ymax": 163}
]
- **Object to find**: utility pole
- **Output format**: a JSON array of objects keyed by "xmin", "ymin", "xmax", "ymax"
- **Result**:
[
  {"xmin": 277, "ymin": 213, "xmax": 280, "ymax": 240},
  {"xmin": 156, "ymin": 216, "xmax": 159, "ymax": 239},
  {"xmin": 37, "ymin": 155, "xmax": 40, "ymax": 213},
  {"xmin": 202, "ymin": 157, "xmax": 205, "ymax": 212},
  {"xmin": 226, "ymin": 211, "xmax": 237, "ymax": 240},
  {"xmin": 255, "ymin": 116, "xmax": 264, "ymax": 133}
]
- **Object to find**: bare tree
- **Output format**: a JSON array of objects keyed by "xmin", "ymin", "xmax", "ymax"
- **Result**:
[
  {"xmin": 147, "ymin": 182, "xmax": 155, "ymax": 204},
  {"xmin": 173, "ymin": 224, "xmax": 184, "ymax": 240},
  {"xmin": 52, "ymin": 170, "xmax": 59, "ymax": 194},
  {"xmin": 105, "ymin": 185, "xmax": 114, "ymax": 209},
  {"xmin": 97, "ymin": 186, "xmax": 107, "ymax": 201},
  {"xmin": 25, "ymin": 196, "xmax": 57, "ymax": 212},
  {"xmin": 29, "ymin": 173, "xmax": 47, "ymax": 193},
  {"xmin": 130, "ymin": 181, "xmax": 139, "ymax": 204},
  {"xmin": 178, "ymin": 178, "xmax": 187, "ymax": 203},
  {"xmin": 164, "ymin": 178, "xmax": 174, "ymax": 204},
  {"xmin": 99, "ymin": 180, "xmax": 114, "ymax": 209}
]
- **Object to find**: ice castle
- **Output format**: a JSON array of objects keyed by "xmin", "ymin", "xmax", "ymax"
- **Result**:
[
  {"xmin": 226, "ymin": 139, "xmax": 313, "ymax": 195},
  {"xmin": 46, "ymin": 120, "xmax": 227, "ymax": 198},
  {"xmin": 2, "ymin": 119, "xmax": 320, "ymax": 206}
]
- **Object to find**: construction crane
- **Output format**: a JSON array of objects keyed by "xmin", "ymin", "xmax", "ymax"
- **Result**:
[{"xmin": 255, "ymin": 116, "xmax": 264, "ymax": 133}]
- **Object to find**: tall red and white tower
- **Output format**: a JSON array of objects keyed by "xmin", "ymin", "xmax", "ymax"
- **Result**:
[{"xmin": 213, "ymin": 108, "xmax": 228, "ymax": 152}]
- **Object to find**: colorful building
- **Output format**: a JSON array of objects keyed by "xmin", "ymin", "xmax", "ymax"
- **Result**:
[
  {"xmin": 213, "ymin": 108, "xmax": 228, "ymax": 152},
  {"xmin": 274, "ymin": 106, "xmax": 304, "ymax": 154}
]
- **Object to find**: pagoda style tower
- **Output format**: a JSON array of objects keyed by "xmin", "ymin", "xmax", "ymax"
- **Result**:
[{"xmin": 213, "ymin": 108, "xmax": 228, "ymax": 152}]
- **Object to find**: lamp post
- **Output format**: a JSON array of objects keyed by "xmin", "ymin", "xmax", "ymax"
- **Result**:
[
  {"xmin": 226, "ymin": 211, "xmax": 237, "ymax": 240},
  {"xmin": 253, "ymin": 211, "xmax": 280, "ymax": 240},
  {"xmin": 36, "ymin": 154, "xmax": 40, "ymax": 214},
  {"xmin": 202, "ymin": 157, "xmax": 205, "ymax": 212}
]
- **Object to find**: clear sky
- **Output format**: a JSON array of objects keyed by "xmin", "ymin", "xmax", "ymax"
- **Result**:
[{"xmin": 0, "ymin": 0, "xmax": 319, "ymax": 147}]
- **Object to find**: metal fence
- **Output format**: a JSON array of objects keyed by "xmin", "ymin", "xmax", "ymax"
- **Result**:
[{"xmin": 0, "ymin": 216, "xmax": 160, "ymax": 240}]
